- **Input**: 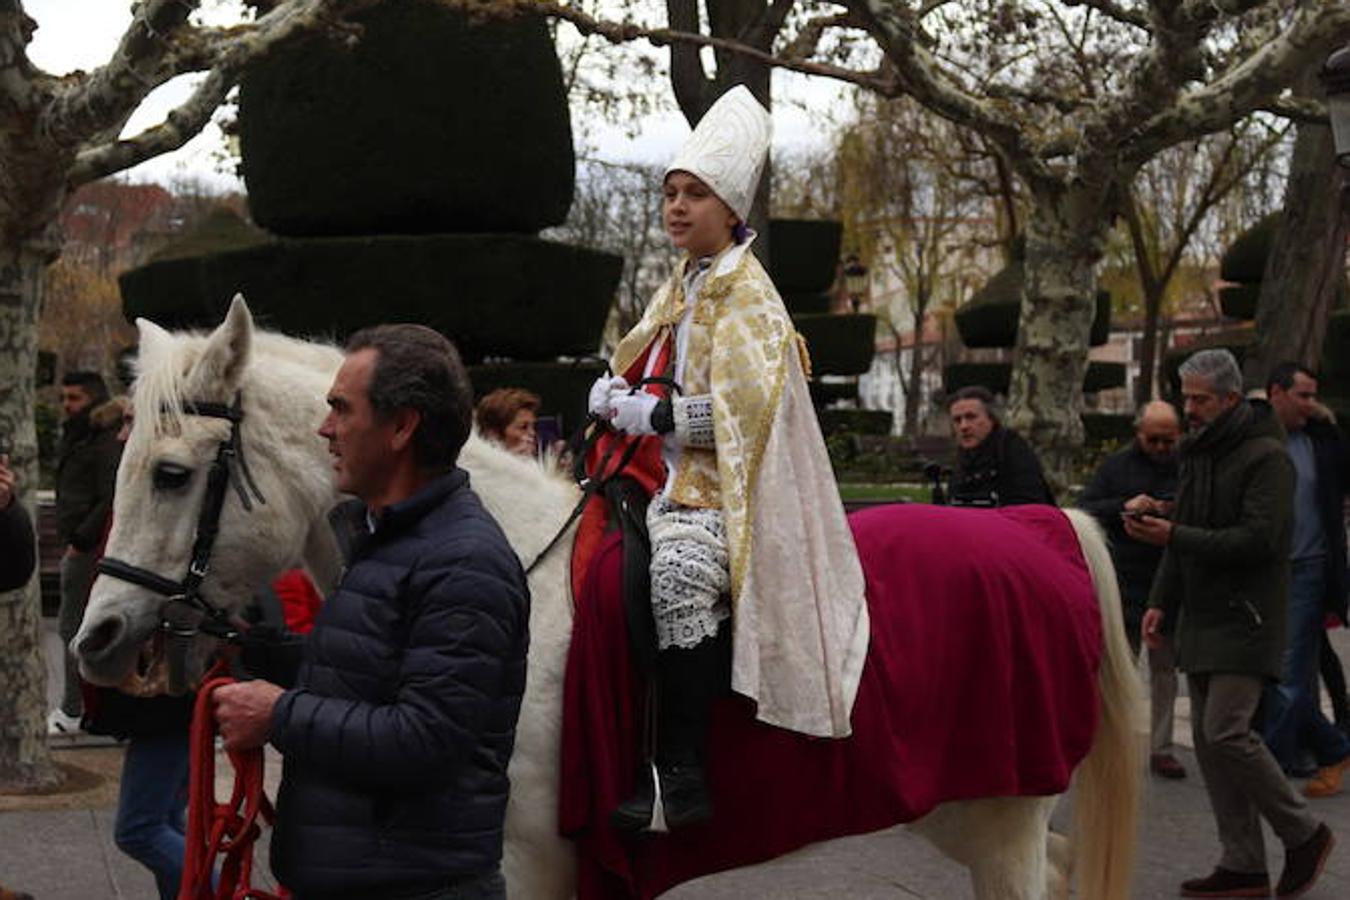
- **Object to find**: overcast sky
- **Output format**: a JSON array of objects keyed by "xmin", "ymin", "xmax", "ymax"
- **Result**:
[{"xmin": 23, "ymin": 1, "xmax": 849, "ymax": 191}]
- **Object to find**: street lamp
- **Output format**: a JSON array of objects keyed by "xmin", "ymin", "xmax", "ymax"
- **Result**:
[
  {"xmin": 843, "ymin": 254, "xmax": 869, "ymax": 314},
  {"xmin": 1323, "ymin": 43, "xmax": 1350, "ymax": 168}
]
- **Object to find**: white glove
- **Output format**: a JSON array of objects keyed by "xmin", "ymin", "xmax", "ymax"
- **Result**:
[
  {"xmin": 610, "ymin": 390, "xmax": 660, "ymax": 435},
  {"xmin": 588, "ymin": 375, "xmax": 628, "ymax": 419}
]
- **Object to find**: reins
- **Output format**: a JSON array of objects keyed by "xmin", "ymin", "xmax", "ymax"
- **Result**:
[
  {"xmin": 523, "ymin": 376, "xmax": 680, "ymax": 575},
  {"xmin": 179, "ymin": 660, "xmax": 286, "ymax": 900}
]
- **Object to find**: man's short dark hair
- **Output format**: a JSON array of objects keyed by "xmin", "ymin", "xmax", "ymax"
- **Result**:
[
  {"xmin": 947, "ymin": 385, "xmax": 999, "ymax": 422},
  {"xmin": 1266, "ymin": 361, "xmax": 1317, "ymax": 394},
  {"xmin": 61, "ymin": 370, "xmax": 109, "ymax": 404},
  {"xmin": 344, "ymin": 324, "xmax": 474, "ymax": 470}
]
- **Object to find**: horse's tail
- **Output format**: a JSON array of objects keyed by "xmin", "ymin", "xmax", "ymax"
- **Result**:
[{"xmin": 1064, "ymin": 509, "xmax": 1142, "ymax": 900}]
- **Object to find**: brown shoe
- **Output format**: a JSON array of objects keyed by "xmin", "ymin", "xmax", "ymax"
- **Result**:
[
  {"xmin": 1180, "ymin": 868, "xmax": 1270, "ymax": 897},
  {"xmin": 1276, "ymin": 823, "xmax": 1334, "ymax": 898},
  {"xmin": 1151, "ymin": 752, "xmax": 1187, "ymax": 779},
  {"xmin": 1303, "ymin": 755, "xmax": 1350, "ymax": 798}
]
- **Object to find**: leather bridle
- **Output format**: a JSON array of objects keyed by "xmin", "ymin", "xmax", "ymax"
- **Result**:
[{"xmin": 96, "ymin": 393, "xmax": 266, "ymax": 691}]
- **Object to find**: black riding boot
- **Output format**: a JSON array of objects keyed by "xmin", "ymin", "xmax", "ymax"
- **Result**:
[{"xmin": 610, "ymin": 629, "xmax": 729, "ymax": 833}]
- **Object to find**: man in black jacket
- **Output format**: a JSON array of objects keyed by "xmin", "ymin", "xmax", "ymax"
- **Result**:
[
  {"xmin": 1260, "ymin": 362, "xmax": 1350, "ymax": 796},
  {"xmin": 947, "ymin": 385, "xmax": 1055, "ymax": 506},
  {"xmin": 1078, "ymin": 399, "xmax": 1185, "ymax": 779},
  {"xmin": 0, "ymin": 452, "xmax": 35, "ymax": 593},
  {"xmin": 214, "ymin": 325, "xmax": 530, "ymax": 900},
  {"xmin": 51, "ymin": 370, "xmax": 119, "ymax": 733}
]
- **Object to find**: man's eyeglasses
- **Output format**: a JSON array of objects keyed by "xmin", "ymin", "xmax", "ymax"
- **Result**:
[{"xmin": 1141, "ymin": 435, "xmax": 1177, "ymax": 447}]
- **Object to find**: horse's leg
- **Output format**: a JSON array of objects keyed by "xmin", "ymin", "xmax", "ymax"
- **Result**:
[{"xmin": 910, "ymin": 795, "xmax": 1057, "ymax": 900}]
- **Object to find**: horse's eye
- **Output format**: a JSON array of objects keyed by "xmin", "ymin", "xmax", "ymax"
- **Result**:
[{"xmin": 153, "ymin": 462, "xmax": 193, "ymax": 490}]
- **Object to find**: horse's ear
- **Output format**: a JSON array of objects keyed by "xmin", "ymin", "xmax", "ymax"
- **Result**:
[
  {"xmin": 191, "ymin": 295, "xmax": 254, "ymax": 392},
  {"xmin": 136, "ymin": 318, "xmax": 172, "ymax": 362}
]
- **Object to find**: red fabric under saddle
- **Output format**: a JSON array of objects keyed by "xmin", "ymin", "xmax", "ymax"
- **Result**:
[{"xmin": 559, "ymin": 503, "xmax": 1104, "ymax": 900}]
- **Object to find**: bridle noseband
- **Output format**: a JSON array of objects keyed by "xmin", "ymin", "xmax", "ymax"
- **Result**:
[{"xmin": 97, "ymin": 393, "xmax": 267, "ymax": 692}]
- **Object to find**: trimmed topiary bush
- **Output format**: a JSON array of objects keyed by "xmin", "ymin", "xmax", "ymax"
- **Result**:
[
  {"xmin": 469, "ymin": 360, "xmax": 605, "ymax": 435},
  {"xmin": 1082, "ymin": 412, "xmax": 1135, "ymax": 444},
  {"xmin": 238, "ymin": 0, "xmax": 573, "ymax": 236},
  {"xmin": 1218, "ymin": 284, "xmax": 1261, "ymax": 321},
  {"xmin": 1220, "ymin": 214, "xmax": 1281, "ymax": 284},
  {"xmin": 1319, "ymin": 309, "xmax": 1350, "ymax": 396},
  {"xmin": 1083, "ymin": 361, "xmax": 1127, "ymax": 393},
  {"xmin": 808, "ymin": 380, "xmax": 859, "ymax": 405},
  {"xmin": 794, "ymin": 313, "xmax": 877, "ymax": 376},
  {"xmin": 943, "ymin": 361, "xmax": 1127, "ymax": 396},
  {"xmin": 120, "ymin": 234, "xmax": 621, "ymax": 363},
  {"xmin": 781, "ymin": 292, "xmax": 833, "ymax": 315},
  {"xmin": 956, "ymin": 270, "xmax": 1110, "ymax": 348},
  {"xmin": 768, "ymin": 219, "xmax": 844, "ymax": 294},
  {"xmin": 818, "ymin": 408, "xmax": 893, "ymax": 436}
]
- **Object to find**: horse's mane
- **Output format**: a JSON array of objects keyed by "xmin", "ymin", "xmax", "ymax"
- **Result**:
[
  {"xmin": 459, "ymin": 431, "xmax": 581, "ymax": 563},
  {"xmin": 129, "ymin": 327, "xmax": 342, "ymax": 454}
]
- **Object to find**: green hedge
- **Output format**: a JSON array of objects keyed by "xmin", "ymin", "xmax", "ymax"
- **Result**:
[
  {"xmin": 1220, "ymin": 214, "xmax": 1281, "ymax": 284},
  {"xmin": 809, "ymin": 380, "xmax": 859, "ymax": 404},
  {"xmin": 818, "ymin": 408, "xmax": 893, "ymax": 436},
  {"xmin": 955, "ymin": 283, "xmax": 1110, "ymax": 348},
  {"xmin": 768, "ymin": 219, "xmax": 843, "ymax": 294},
  {"xmin": 120, "ymin": 234, "xmax": 621, "ymax": 363},
  {"xmin": 794, "ymin": 313, "xmax": 877, "ymax": 376},
  {"xmin": 1082, "ymin": 412, "xmax": 1135, "ymax": 444},
  {"xmin": 1218, "ymin": 283, "xmax": 1260, "ymax": 321},
  {"xmin": 238, "ymin": 0, "xmax": 573, "ymax": 236},
  {"xmin": 469, "ymin": 361, "xmax": 605, "ymax": 435},
  {"xmin": 1319, "ymin": 309, "xmax": 1350, "ymax": 395},
  {"xmin": 147, "ymin": 208, "xmax": 269, "ymax": 264},
  {"xmin": 782, "ymin": 291, "xmax": 833, "ymax": 315},
  {"xmin": 943, "ymin": 360, "xmax": 1127, "ymax": 396}
]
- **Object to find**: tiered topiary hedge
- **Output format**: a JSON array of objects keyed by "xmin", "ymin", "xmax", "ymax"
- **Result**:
[
  {"xmin": 469, "ymin": 360, "xmax": 606, "ymax": 434},
  {"xmin": 795, "ymin": 313, "xmax": 878, "ymax": 377},
  {"xmin": 942, "ymin": 361, "xmax": 1126, "ymax": 395},
  {"xmin": 817, "ymin": 408, "xmax": 893, "ymax": 435},
  {"xmin": 120, "ymin": 233, "xmax": 622, "ymax": 363},
  {"xmin": 954, "ymin": 279, "xmax": 1111, "ymax": 348},
  {"xmin": 238, "ymin": 0, "xmax": 574, "ymax": 236},
  {"xmin": 769, "ymin": 219, "xmax": 843, "ymax": 294}
]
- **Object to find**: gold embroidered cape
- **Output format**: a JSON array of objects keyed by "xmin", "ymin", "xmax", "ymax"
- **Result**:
[{"xmin": 612, "ymin": 249, "xmax": 870, "ymax": 738}]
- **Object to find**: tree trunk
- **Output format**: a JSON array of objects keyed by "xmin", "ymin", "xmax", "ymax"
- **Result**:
[
  {"xmin": 1007, "ymin": 188, "xmax": 1107, "ymax": 495},
  {"xmin": 0, "ymin": 237, "xmax": 62, "ymax": 793},
  {"xmin": 904, "ymin": 291, "xmax": 929, "ymax": 437},
  {"xmin": 1243, "ymin": 110, "xmax": 1349, "ymax": 387}
]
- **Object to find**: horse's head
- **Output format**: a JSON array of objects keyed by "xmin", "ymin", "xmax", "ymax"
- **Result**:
[{"xmin": 75, "ymin": 296, "xmax": 340, "ymax": 692}]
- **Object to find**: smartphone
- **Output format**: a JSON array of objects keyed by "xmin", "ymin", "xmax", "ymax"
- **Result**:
[{"xmin": 1123, "ymin": 509, "xmax": 1166, "ymax": 521}]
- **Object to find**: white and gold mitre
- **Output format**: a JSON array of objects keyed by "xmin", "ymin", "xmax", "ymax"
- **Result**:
[{"xmin": 664, "ymin": 85, "xmax": 771, "ymax": 223}]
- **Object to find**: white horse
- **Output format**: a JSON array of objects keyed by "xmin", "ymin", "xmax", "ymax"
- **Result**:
[{"xmin": 75, "ymin": 297, "xmax": 1141, "ymax": 900}]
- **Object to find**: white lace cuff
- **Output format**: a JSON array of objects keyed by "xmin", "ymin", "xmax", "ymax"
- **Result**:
[{"xmin": 673, "ymin": 394, "xmax": 716, "ymax": 448}]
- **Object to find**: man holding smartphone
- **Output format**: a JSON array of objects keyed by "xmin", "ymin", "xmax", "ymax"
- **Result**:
[
  {"xmin": 1078, "ymin": 400, "xmax": 1184, "ymax": 779},
  {"xmin": 1131, "ymin": 349, "xmax": 1332, "ymax": 899}
]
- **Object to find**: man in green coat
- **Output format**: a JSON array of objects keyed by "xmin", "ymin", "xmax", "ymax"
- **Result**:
[{"xmin": 1131, "ymin": 349, "xmax": 1333, "ymax": 898}]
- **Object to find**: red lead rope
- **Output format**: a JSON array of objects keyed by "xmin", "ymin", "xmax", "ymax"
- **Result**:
[{"xmin": 178, "ymin": 662, "xmax": 288, "ymax": 900}]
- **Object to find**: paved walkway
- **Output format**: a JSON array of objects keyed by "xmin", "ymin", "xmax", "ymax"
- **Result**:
[{"xmin": 3, "ymin": 623, "xmax": 1349, "ymax": 898}]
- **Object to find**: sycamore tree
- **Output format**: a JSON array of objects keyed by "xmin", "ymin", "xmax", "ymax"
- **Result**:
[
  {"xmin": 519, "ymin": 0, "xmax": 1350, "ymax": 488},
  {"xmin": 0, "ymin": 0, "xmax": 391, "ymax": 792}
]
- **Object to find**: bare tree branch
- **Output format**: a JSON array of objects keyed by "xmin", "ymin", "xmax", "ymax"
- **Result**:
[
  {"xmin": 1062, "ymin": 0, "xmax": 1150, "ymax": 32},
  {"xmin": 68, "ymin": 0, "xmax": 383, "ymax": 186},
  {"xmin": 1128, "ymin": 4, "xmax": 1350, "ymax": 162},
  {"xmin": 1256, "ymin": 95, "xmax": 1329, "ymax": 126}
]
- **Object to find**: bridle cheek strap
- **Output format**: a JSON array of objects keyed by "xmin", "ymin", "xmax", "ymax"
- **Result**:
[{"xmin": 96, "ymin": 393, "xmax": 262, "ymax": 680}]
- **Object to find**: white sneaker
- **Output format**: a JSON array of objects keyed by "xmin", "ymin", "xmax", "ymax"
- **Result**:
[{"xmin": 47, "ymin": 709, "xmax": 82, "ymax": 736}]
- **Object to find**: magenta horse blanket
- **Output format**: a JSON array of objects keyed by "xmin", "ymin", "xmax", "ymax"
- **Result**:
[{"xmin": 559, "ymin": 503, "xmax": 1104, "ymax": 900}]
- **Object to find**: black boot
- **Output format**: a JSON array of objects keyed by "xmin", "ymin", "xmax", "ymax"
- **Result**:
[
  {"xmin": 610, "ymin": 630, "xmax": 729, "ymax": 833},
  {"xmin": 609, "ymin": 761, "xmax": 657, "ymax": 832}
]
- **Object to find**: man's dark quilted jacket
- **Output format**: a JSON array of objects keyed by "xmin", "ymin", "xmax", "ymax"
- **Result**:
[{"xmin": 268, "ymin": 469, "xmax": 529, "ymax": 898}]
